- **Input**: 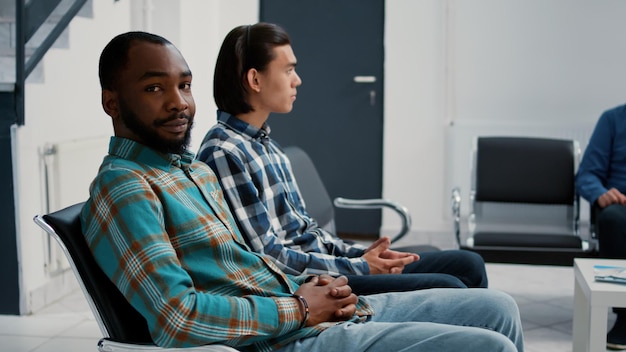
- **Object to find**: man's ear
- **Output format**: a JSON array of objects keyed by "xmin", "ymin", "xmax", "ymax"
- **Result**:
[
  {"xmin": 245, "ymin": 68, "xmax": 261, "ymax": 93},
  {"xmin": 101, "ymin": 89, "xmax": 119, "ymax": 119}
]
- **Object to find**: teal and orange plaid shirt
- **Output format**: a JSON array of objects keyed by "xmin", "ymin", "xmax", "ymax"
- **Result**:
[{"xmin": 81, "ymin": 137, "xmax": 374, "ymax": 351}]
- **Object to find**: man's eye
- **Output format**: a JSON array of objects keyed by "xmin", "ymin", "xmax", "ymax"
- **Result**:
[
  {"xmin": 180, "ymin": 82, "xmax": 192, "ymax": 90},
  {"xmin": 146, "ymin": 86, "xmax": 162, "ymax": 92}
]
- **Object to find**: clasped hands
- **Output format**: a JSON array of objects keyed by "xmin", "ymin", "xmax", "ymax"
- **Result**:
[
  {"xmin": 294, "ymin": 275, "xmax": 357, "ymax": 327},
  {"xmin": 362, "ymin": 236, "xmax": 420, "ymax": 275},
  {"xmin": 292, "ymin": 237, "xmax": 420, "ymax": 327}
]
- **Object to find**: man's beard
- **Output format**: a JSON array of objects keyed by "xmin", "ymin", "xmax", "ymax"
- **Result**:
[{"xmin": 119, "ymin": 100, "xmax": 193, "ymax": 155}]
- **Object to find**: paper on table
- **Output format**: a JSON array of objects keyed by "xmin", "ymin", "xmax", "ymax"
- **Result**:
[{"xmin": 594, "ymin": 265, "xmax": 626, "ymax": 284}]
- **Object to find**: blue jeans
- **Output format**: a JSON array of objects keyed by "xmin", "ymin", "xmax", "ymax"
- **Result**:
[
  {"xmin": 346, "ymin": 249, "xmax": 488, "ymax": 295},
  {"xmin": 277, "ymin": 288, "xmax": 523, "ymax": 352}
]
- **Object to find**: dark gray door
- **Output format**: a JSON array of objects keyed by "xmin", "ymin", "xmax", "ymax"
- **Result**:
[{"xmin": 260, "ymin": 0, "xmax": 384, "ymax": 237}]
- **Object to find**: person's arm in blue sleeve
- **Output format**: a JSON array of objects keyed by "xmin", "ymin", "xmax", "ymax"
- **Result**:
[{"xmin": 576, "ymin": 111, "xmax": 614, "ymax": 205}]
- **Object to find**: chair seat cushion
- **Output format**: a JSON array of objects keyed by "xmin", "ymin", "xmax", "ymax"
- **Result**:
[
  {"xmin": 392, "ymin": 244, "xmax": 441, "ymax": 253},
  {"xmin": 473, "ymin": 232, "xmax": 583, "ymax": 249}
]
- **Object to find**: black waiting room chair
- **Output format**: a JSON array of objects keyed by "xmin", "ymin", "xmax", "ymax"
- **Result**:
[
  {"xmin": 283, "ymin": 145, "xmax": 440, "ymax": 253},
  {"xmin": 451, "ymin": 136, "xmax": 598, "ymax": 265},
  {"xmin": 33, "ymin": 202, "xmax": 239, "ymax": 352}
]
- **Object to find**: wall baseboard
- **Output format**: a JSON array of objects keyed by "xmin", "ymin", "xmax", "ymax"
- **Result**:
[{"xmin": 27, "ymin": 268, "xmax": 79, "ymax": 315}]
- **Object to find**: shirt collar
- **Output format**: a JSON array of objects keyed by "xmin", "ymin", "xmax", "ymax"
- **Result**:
[
  {"xmin": 108, "ymin": 136, "xmax": 195, "ymax": 170},
  {"xmin": 216, "ymin": 110, "xmax": 271, "ymax": 142}
]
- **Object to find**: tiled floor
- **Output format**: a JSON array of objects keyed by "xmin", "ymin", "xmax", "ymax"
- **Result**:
[
  {"xmin": 0, "ymin": 262, "xmax": 618, "ymax": 351},
  {"xmin": 0, "ymin": 289, "xmax": 100, "ymax": 351},
  {"xmin": 487, "ymin": 262, "xmax": 615, "ymax": 352}
]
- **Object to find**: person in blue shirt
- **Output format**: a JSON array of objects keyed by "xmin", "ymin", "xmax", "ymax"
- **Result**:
[
  {"xmin": 197, "ymin": 22, "xmax": 488, "ymax": 295},
  {"xmin": 576, "ymin": 103, "xmax": 626, "ymax": 350}
]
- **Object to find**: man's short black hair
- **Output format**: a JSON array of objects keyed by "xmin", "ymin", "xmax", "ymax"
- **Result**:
[{"xmin": 99, "ymin": 31, "xmax": 172, "ymax": 90}]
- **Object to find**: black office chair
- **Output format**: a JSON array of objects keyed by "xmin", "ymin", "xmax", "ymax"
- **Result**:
[
  {"xmin": 33, "ymin": 202, "xmax": 239, "ymax": 352},
  {"xmin": 451, "ymin": 136, "xmax": 598, "ymax": 265},
  {"xmin": 283, "ymin": 145, "xmax": 439, "ymax": 253}
]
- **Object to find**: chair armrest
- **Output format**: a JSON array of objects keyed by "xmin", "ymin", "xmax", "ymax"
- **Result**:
[
  {"xmin": 333, "ymin": 197, "xmax": 411, "ymax": 243},
  {"xmin": 587, "ymin": 203, "xmax": 599, "ymax": 252},
  {"xmin": 99, "ymin": 339, "xmax": 241, "ymax": 351},
  {"xmin": 451, "ymin": 187, "xmax": 461, "ymax": 246}
]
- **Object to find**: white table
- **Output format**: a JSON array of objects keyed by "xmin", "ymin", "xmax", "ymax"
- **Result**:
[{"xmin": 573, "ymin": 258, "xmax": 626, "ymax": 352}]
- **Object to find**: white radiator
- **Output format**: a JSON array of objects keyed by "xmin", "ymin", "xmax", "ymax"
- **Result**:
[
  {"xmin": 39, "ymin": 136, "xmax": 109, "ymax": 273},
  {"xmin": 445, "ymin": 120, "xmax": 596, "ymax": 221}
]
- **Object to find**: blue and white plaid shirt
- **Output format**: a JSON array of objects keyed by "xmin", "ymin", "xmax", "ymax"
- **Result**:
[{"xmin": 197, "ymin": 111, "xmax": 368, "ymax": 276}]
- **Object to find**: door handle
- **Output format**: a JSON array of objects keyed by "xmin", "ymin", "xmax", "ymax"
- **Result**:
[{"xmin": 353, "ymin": 76, "xmax": 377, "ymax": 83}]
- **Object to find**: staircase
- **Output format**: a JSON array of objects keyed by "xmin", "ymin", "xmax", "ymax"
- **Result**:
[
  {"xmin": 0, "ymin": 0, "xmax": 91, "ymax": 315},
  {"xmin": 0, "ymin": 0, "xmax": 92, "ymax": 99}
]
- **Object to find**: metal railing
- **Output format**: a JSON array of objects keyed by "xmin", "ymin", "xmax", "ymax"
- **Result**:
[{"xmin": 14, "ymin": 0, "xmax": 87, "ymax": 125}]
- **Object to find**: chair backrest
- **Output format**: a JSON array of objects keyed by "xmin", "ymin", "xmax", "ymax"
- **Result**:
[
  {"xmin": 470, "ymin": 136, "xmax": 579, "ymax": 236},
  {"xmin": 474, "ymin": 136, "xmax": 576, "ymax": 204},
  {"xmin": 33, "ymin": 202, "xmax": 153, "ymax": 344},
  {"xmin": 283, "ymin": 146, "xmax": 336, "ymax": 233}
]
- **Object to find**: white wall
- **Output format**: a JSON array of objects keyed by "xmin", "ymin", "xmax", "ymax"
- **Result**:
[
  {"xmin": 383, "ymin": 0, "xmax": 448, "ymax": 241},
  {"xmin": 383, "ymin": 0, "xmax": 626, "ymax": 245},
  {"xmin": 15, "ymin": 0, "xmax": 626, "ymax": 313},
  {"xmin": 453, "ymin": 0, "xmax": 626, "ymax": 123}
]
